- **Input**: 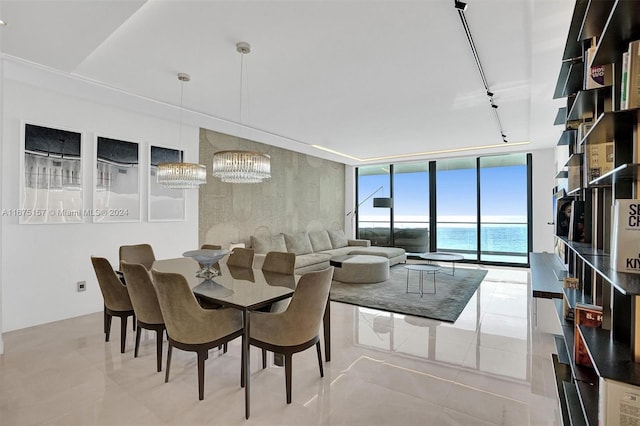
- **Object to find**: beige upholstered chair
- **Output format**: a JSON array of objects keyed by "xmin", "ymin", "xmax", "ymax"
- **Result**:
[
  {"xmin": 91, "ymin": 256, "xmax": 135, "ymax": 353},
  {"xmin": 200, "ymin": 244, "xmax": 222, "ymax": 270},
  {"xmin": 121, "ymin": 261, "xmax": 166, "ymax": 372},
  {"xmin": 119, "ymin": 244, "xmax": 156, "ymax": 270},
  {"xmin": 249, "ymin": 267, "xmax": 334, "ymax": 404},
  {"xmin": 227, "ymin": 247, "xmax": 255, "ymax": 268},
  {"xmin": 151, "ymin": 269, "xmax": 243, "ymax": 401},
  {"xmin": 201, "ymin": 244, "xmax": 222, "ymax": 250},
  {"xmin": 262, "ymin": 251, "xmax": 295, "ymax": 275}
]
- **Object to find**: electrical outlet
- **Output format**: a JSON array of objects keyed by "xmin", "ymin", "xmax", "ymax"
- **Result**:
[{"xmin": 77, "ymin": 281, "xmax": 86, "ymax": 292}]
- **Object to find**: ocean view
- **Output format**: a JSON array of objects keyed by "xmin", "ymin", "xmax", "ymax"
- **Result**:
[{"xmin": 359, "ymin": 216, "xmax": 528, "ymax": 260}]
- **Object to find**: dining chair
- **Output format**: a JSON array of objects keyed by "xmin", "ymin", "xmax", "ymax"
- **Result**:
[
  {"xmin": 262, "ymin": 251, "xmax": 295, "ymax": 275},
  {"xmin": 227, "ymin": 247, "xmax": 255, "ymax": 268},
  {"xmin": 119, "ymin": 243, "xmax": 156, "ymax": 270},
  {"xmin": 200, "ymin": 244, "xmax": 222, "ymax": 269},
  {"xmin": 91, "ymin": 256, "xmax": 135, "ymax": 353},
  {"xmin": 249, "ymin": 266, "xmax": 334, "ymax": 404},
  {"xmin": 151, "ymin": 269, "xmax": 243, "ymax": 401},
  {"xmin": 121, "ymin": 261, "xmax": 166, "ymax": 372}
]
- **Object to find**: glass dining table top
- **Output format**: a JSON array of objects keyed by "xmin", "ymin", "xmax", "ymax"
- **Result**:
[{"xmin": 152, "ymin": 257, "xmax": 296, "ymax": 310}]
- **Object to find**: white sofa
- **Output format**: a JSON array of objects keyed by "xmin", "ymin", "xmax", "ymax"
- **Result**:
[{"xmin": 250, "ymin": 229, "xmax": 406, "ymax": 274}]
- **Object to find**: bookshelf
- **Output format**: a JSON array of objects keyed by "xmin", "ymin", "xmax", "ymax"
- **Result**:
[{"xmin": 539, "ymin": 0, "xmax": 640, "ymax": 424}]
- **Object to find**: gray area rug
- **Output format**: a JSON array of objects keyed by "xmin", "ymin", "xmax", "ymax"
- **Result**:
[{"xmin": 330, "ymin": 264, "xmax": 488, "ymax": 323}]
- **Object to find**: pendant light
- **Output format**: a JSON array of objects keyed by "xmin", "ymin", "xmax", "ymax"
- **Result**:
[
  {"xmin": 157, "ymin": 73, "xmax": 207, "ymax": 188},
  {"xmin": 211, "ymin": 42, "xmax": 271, "ymax": 184}
]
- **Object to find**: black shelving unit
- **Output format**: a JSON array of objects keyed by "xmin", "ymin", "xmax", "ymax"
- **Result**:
[{"xmin": 543, "ymin": 1, "xmax": 640, "ymax": 424}]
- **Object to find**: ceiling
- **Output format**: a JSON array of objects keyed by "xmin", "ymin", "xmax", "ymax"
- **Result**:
[{"xmin": 0, "ymin": 0, "xmax": 573, "ymax": 166}]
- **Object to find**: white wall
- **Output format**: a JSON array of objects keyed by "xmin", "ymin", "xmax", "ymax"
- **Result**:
[
  {"xmin": 1, "ymin": 60, "xmax": 199, "ymax": 332},
  {"xmin": 531, "ymin": 148, "xmax": 556, "ymax": 253}
]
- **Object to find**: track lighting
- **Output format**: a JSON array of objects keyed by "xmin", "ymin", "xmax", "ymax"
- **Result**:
[
  {"xmin": 455, "ymin": 0, "xmax": 507, "ymax": 143},
  {"xmin": 454, "ymin": 0, "xmax": 467, "ymax": 11}
]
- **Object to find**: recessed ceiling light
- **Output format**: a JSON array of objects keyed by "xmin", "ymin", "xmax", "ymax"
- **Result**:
[{"xmin": 0, "ymin": 20, "xmax": 6, "ymax": 26}]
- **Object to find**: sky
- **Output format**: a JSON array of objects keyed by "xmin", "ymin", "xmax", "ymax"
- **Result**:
[{"xmin": 358, "ymin": 163, "xmax": 528, "ymax": 223}]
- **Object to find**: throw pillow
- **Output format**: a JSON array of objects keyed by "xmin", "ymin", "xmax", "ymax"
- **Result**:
[
  {"xmin": 328, "ymin": 229, "xmax": 348, "ymax": 248},
  {"xmin": 283, "ymin": 232, "xmax": 313, "ymax": 255},
  {"xmin": 250, "ymin": 233, "xmax": 287, "ymax": 254},
  {"xmin": 309, "ymin": 230, "xmax": 332, "ymax": 252}
]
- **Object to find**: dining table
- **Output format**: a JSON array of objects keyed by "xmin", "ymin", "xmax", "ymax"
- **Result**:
[{"xmin": 151, "ymin": 257, "xmax": 331, "ymax": 419}]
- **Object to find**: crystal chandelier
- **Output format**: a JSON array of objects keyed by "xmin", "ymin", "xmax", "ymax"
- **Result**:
[
  {"xmin": 212, "ymin": 150, "xmax": 271, "ymax": 183},
  {"xmin": 157, "ymin": 73, "xmax": 207, "ymax": 189},
  {"xmin": 211, "ymin": 42, "xmax": 271, "ymax": 184}
]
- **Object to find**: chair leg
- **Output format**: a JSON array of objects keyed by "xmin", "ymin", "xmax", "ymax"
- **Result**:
[
  {"xmin": 316, "ymin": 341, "xmax": 324, "ymax": 378},
  {"xmin": 224, "ymin": 343, "xmax": 228, "ymax": 353},
  {"xmin": 285, "ymin": 354, "xmax": 293, "ymax": 404},
  {"xmin": 132, "ymin": 314, "xmax": 136, "ymax": 331},
  {"xmin": 134, "ymin": 325, "xmax": 141, "ymax": 358},
  {"xmin": 120, "ymin": 316, "xmax": 127, "ymax": 353},
  {"xmin": 156, "ymin": 329, "xmax": 163, "ymax": 373},
  {"xmin": 104, "ymin": 309, "xmax": 112, "ymax": 342},
  {"xmin": 197, "ymin": 349, "xmax": 208, "ymax": 401},
  {"xmin": 241, "ymin": 336, "xmax": 246, "ymax": 388},
  {"xmin": 262, "ymin": 348, "xmax": 267, "ymax": 369},
  {"xmin": 165, "ymin": 344, "xmax": 173, "ymax": 383}
]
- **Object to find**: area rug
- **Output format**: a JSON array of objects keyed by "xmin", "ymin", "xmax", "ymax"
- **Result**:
[{"xmin": 330, "ymin": 264, "xmax": 488, "ymax": 323}]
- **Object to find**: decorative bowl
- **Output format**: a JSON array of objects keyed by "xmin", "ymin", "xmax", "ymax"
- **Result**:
[{"xmin": 183, "ymin": 249, "xmax": 230, "ymax": 279}]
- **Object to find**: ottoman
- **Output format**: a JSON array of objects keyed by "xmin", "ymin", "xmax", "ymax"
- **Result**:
[{"xmin": 331, "ymin": 255, "xmax": 390, "ymax": 283}]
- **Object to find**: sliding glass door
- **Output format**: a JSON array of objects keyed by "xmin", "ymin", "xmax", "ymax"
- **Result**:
[
  {"xmin": 479, "ymin": 154, "xmax": 529, "ymax": 264},
  {"xmin": 393, "ymin": 162, "xmax": 429, "ymax": 255},
  {"xmin": 355, "ymin": 153, "xmax": 531, "ymax": 266},
  {"xmin": 435, "ymin": 158, "xmax": 478, "ymax": 260},
  {"xmin": 356, "ymin": 165, "xmax": 391, "ymax": 246}
]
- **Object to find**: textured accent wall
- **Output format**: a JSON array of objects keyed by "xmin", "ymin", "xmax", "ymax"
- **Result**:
[{"xmin": 199, "ymin": 128, "xmax": 345, "ymax": 248}]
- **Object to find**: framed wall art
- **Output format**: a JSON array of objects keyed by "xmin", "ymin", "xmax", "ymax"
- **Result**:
[
  {"xmin": 20, "ymin": 122, "xmax": 83, "ymax": 224},
  {"xmin": 148, "ymin": 145, "xmax": 185, "ymax": 221},
  {"xmin": 93, "ymin": 136, "xmax": 141, "ymax": 223}
]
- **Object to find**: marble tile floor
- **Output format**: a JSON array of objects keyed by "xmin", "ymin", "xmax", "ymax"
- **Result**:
[{"xmin": 0, "ymin": 265, "xmax": 561, "ymax": 425}]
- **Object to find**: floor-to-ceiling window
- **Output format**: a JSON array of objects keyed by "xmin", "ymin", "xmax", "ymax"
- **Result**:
[
  {"xmin": 356, "ymin": 153, "xmax": 531, "ymax": 266},
  {"xmin": 356, "ymin": 165, "xmax": 391, "ymax": 246},
  {"xmin": 436, "ymin": 158, "xmax": 478, "ymax": 261},
  {"xmin": 393, "ymin": 162, "xmax": 429, "ymax": 255},
  {"xmin": 479, "ymin": 154, "xmax": 529, "ymax": 264}
]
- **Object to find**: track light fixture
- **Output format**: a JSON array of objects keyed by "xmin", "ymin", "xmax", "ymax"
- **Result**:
[
  {"xmin": 454, "ymin": 0, "xmax": 508, "ymax": 144},
  {"xmin": 454, "ymin": 0, "xmax": 467, "ymax": 11}
]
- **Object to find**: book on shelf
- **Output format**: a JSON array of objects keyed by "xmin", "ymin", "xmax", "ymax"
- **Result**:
[
  {"xmin": 555, "ymin": 199, "xmax": 572, "ymax": 237},
  {"xmin": 584, "ymin": 45, "xmax": 613, "ymax": 90},
  {"xmin": 568, "ymin": 200, "xmax": 586, "ymax": 243},
  {"xmin": 622, "ymin": 51, "xmax": 630, "ymax": 110},
  {"xmin": 599, "ymin": 377, "xmax": 640, "ymax": 426},
  {"xmin": 562, "ymin": 277, "xmax": 580, "ymax": 321},
  {"xmin": 587, "ymin": 141, "xmax": 614, "ymax": 181},
  {"xmin": 573, "ymin": 303, "xmax": 603, "ymax": 368},
  {"xmin": 628, "ymin": 40, "xmax": 640, "ymax": 109},
  {"xmin": 611, "ymin": 199, "xmax": 640, "ymax": 274}
]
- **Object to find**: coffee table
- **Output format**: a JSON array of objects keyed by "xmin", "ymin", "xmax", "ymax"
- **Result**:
[
  {"xmin": 419, "ymin": 252, "xmax": 464, "ymax": 275},
  {"xmin": 405, "ymin": 264, "xmax": 441, "ymax": 296},
  {"xmin": 330, "ymin": 254, "xmax": 389, "ymax": 283}
]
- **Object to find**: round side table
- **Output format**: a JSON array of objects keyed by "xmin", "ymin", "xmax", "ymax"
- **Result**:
[{"xmin": 405, "ymin": 264, "xmax": 441, "ymax": 297}]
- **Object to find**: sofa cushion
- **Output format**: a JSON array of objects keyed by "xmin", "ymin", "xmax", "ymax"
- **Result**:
[
  {"xmin": 250, "ymin": 233, "xmax": 287, "ymax": 254},
  {"xmin": 348, "ymin": 246, "xmax": 406, "ymax": 259},
  {"xmin": 294, "ymin": 252, "xmax": 332, "ymax": 269},
  {"xmin": 309, "ymin": 230, "xmax": 333, "ymax": 252},
  {"xmin": 328, "ymin": 229, "xmax": 349, "ymax": 249},
  {"xmin": 283, "ymin": 232, "xmax": 313, "ymax": 255}
]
